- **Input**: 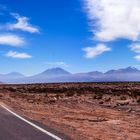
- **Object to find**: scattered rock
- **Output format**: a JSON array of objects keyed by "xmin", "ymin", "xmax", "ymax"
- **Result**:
[
  {"xmin": 127, "ymin": 108, "xmax": 132, "ymax": 113},
  {"xmin": 116, "ymin": 100, "xmax": 130, "ymax": 106},
  {"xmin": 105, "ymin": 97, "xmax": 111, "ymax": 102},
  {"xmin": 99, "ymin": 101, "xmax": 104, "ymax": 104},
  {"xmin": 28, "ymin": 99, "xmax": 34, "ymax": 103},
  {"xmin": 49, "ymin": 97, "xmax": 57, "ymax": 103}
]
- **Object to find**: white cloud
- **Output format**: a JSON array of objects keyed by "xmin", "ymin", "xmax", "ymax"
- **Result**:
[
  {"xmin": 84, "ymin": 0, "xmax": 140, "ymax": 41},
  {"xmin": 130, "ymin": 43, "xmax": 140, "ymax": 61},
  {"xmin": 7, "ymin": 13, "xmax": 39, "ymax": 33},
  {"xmin": 83, "ymin": 44, "xmax": 111, "ymax": 58},
  {"xmin": 0, "ymin": 34, "xmax": 25, "ymax": 46},
  {"xmin": 134, "ymin": 55, "xmax": 140, "ymax": 61},
  {"xmin": 6, "ymin": 50, "xmax": 32, "ymax": 59},
  {"xmin": 130, "ymin": 44, "xmax": 140, "ymax": 53},
  {"xmin": 45, "ymin": 61, "xmax": 69, "ymax": 67}
]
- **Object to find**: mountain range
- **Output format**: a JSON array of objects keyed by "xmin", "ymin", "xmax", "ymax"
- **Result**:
[{"xmin": 1, "ymin": 67, "xmax": 140, "ymax": 84}]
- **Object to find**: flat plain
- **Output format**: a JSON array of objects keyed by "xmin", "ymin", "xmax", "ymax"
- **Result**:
[{"xmin": 0, "ymin": 82, "xmax": 140, "ymax": 140}]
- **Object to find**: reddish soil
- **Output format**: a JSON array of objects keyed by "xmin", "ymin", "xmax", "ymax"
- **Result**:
[{"xmin": 0, "ymin": 82, "xmax": 140, "ymax": 140}]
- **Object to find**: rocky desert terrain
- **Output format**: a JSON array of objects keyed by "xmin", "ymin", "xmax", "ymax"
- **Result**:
[{"xmin": 0, "ymin": 82, "xmax": 140, "ymax": 140}]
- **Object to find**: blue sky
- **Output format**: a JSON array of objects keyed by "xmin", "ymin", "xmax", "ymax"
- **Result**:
[{"xmin": 0, "ymin": 0, "xmax": 140, "ymax": 75}]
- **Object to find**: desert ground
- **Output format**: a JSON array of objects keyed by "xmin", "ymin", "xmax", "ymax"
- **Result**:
[{"xmin": 0, "ymin": 82, "xmax": 140, "ymax": 140}]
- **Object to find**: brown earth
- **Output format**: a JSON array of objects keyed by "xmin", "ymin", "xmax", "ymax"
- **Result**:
[{"xmin": 0, "ymin": 82, "xmax": 140, "ymax": 140}]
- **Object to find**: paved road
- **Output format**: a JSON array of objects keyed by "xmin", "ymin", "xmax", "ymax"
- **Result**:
[{"xmin": 0, "ymin": 105, "xmax": 63, "ymax": 140}]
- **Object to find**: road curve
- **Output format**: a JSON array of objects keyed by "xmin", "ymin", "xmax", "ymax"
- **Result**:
[{"xmin": 0, "ymin": 105, "xmax": 63, "ymax": 140}]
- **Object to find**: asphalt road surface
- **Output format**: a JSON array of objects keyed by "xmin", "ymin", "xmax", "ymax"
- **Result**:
[{"xmin": 0, "ymin": 105, "xmax": 64, "ymax": 140}]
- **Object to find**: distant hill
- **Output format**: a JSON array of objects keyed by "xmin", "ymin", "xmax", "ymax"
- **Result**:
[
  {"xmin": 101, "ymin": 67, "xmax": 140, "ymax": 82},
  {"xmin": 35, "ymin": 67, "xmax": 71, "ymax": 77},
  {"xmin": 5, "ymin": 72, "xmax": 25, "ymax": 78},
  {"xmin": 0, "ymin": 72, "xmax": 25, "ymax": 83},
  {"xmin": 1, "ymin": 66, "xmax": 140, "ymax": 83},
  {"xmin": 18, "ymin": 68, "xmax": 72, "ymax": 83},
  {"xmin": 105, "ymin": 67, "xmax": 140, "ymax": 74}
]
